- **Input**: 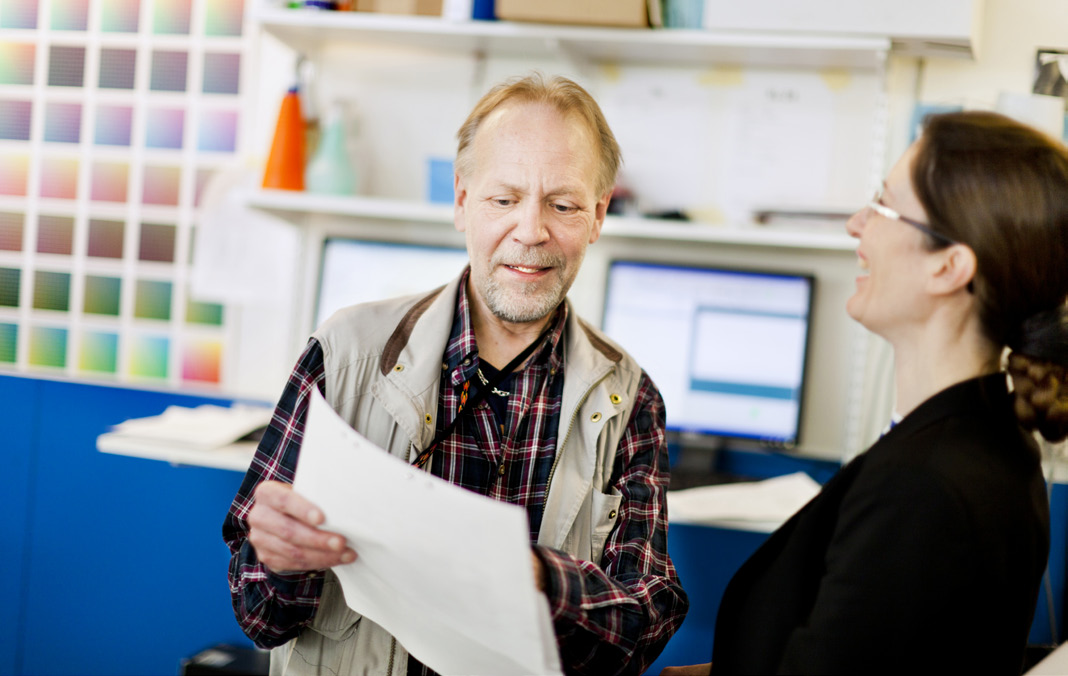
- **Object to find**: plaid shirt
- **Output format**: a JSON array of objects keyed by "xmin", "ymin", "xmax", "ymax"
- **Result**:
[{"xmin": 224, "ymin": 278, "xmax": 688, "ymax": 676}]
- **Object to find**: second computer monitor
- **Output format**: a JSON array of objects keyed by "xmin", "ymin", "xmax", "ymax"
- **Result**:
[{"xmin": 602, "ymin": 260, "xmax": 814, "ymax": 446}]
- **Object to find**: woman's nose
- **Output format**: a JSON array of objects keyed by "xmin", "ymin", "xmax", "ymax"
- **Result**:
[{"xmin": 845, "ymin": 206, "xmax": 867, "ymax": 239}]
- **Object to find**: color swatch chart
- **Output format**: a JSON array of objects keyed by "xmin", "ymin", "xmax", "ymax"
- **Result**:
[{"xmin": 0, "ymin": 0, "xmax": 248, "ymax": 387}]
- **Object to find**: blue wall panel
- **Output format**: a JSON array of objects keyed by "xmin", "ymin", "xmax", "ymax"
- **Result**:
[
  {"xmin": 0, "ymin": 376, "xmax": 40, "ymax": 675},
  {"xmin": 12, "ymin": 377, "xmax": 254, "ymax": 676}
]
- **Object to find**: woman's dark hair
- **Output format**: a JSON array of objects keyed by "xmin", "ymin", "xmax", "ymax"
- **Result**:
[{"xmin": 912, "ymin": 111, "xmax": 1068, "ymax": 441}]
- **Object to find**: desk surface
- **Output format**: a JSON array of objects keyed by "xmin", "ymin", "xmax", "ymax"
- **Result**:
[{"xmin": 96, "ymin": 432, "xmax": 256, "ymax": 472}]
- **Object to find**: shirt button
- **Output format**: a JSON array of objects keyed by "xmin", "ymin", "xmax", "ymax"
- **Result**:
[
  {"xmin": 462, "ymin": 358, "xmax": 471, "ymax": 366},
  {"xmin": 442, "ymin": 362, "xmax": 449, "ymax": 371},
  {"xmin": 498, "ymin": 463, "xmax": 506, "ymax": 476},
  {"xmin": 590, "ymin": 412, "xmax": 602, "ymax": 423}
]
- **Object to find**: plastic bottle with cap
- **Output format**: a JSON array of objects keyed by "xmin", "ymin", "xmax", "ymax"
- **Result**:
[
  {"xmin": 261, "ymin": 85, "xmax": 305, "ymax": 191},
  {"xmin": 305, "ymin": 101, "xmax": 357, "ymax": 196}
]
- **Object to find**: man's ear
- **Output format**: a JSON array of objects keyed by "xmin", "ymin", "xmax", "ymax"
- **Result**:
[
  {"xmin": 589, "ymin": 191, "xmax": 611, "ymax": 244},
  {"xmin": 453, "ymin": 173, "xmax": 467, "ymax": 233},
  {"xmin": 928, "ymin": 243, "xmax": 977, "ymax": 296}
]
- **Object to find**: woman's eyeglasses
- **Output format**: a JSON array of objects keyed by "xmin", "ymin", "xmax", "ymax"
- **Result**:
[{"xmin": 867, "ymin": 192, "xmax": 958, "ymax": 247}]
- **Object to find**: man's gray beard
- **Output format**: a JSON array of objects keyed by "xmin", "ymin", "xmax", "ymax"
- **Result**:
[
  {"xmin": 482, "ymin": 273, "xmax": 565, "ymax": 324},
  {"xmin": 480, "ymin": 248, "xmax": 569, "ymax": 323}
]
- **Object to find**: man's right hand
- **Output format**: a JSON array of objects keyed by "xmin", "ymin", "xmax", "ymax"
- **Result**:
[{"xmin": 247, "ymin": 480, "xmax": 357, "ymax": 573}]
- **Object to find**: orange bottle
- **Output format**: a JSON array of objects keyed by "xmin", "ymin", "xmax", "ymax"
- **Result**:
[{"xmin": 262, "ymin": 86, "xmax": 305, "ymax": 191}]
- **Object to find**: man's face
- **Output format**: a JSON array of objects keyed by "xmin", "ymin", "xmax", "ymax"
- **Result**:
[{"xmin": 454, "ymin": 101, "xmax": 609, "ymax": 327}]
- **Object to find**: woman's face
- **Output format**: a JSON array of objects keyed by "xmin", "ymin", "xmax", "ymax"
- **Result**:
[{"xmin": 845, "ymin": 142, "xmax": 939, "ymax": 339}]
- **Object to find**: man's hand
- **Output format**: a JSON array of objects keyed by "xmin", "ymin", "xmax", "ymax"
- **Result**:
[
  {"xmin": 532, "ymin": 550, "xmax": 547, "ymax": 592},
  {"xmin": 247, "ymin": 480, "xmax": 357, "ymax": 573},
  {"xmin": 659, "ymin": 663, "xmax": 712, "ymax": 675}
]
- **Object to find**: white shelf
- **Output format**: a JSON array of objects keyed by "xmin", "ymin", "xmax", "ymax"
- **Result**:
[
  {"xmin": 253, "ymin": 7, "xmax": 891, "ymax": 70},
  {"xmin": 245, "ymin": 188, "xmax": 857, "ymax": 251}
]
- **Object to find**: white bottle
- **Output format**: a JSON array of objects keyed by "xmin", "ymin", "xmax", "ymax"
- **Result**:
[{"xmin": 305, "ymin": 101, "xmax": 356, "ymax": 196}]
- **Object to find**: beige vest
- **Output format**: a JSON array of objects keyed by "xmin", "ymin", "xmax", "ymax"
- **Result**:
[{"xmin": 272, "ymin": 275, "xmax": 644, "ymax": 676}]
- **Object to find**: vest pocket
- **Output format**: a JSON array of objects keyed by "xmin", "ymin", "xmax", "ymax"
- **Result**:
[
  {"xmin": 590, "ymin": 488, "xmax": 623, "ymax": 562},
  {"xmin": 310, "ymin": 571, "xmax": 362, "ymax": 641}
]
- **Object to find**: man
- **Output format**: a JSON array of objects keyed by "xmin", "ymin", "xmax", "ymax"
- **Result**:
[{"xmin": 223, "ymin": 73, "xmax": 688, "ymax": 676}]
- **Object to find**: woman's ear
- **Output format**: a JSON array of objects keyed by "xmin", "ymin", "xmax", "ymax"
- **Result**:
[{"xmin": 928, "ymin": 243, "xmax": 978, "ymax": 296}]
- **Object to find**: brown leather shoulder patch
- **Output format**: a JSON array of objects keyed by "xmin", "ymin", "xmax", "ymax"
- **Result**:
[
  {"xmin": 380, "ymin": 286, "xmax": 446, "ymax": 375},
  {"xmin": 579, "ymin": 319, "xmax": 622, "ymax": 363}
]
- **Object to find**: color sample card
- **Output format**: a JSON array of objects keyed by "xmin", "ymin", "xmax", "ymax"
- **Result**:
[
  {"xmin": 0, "ymin": 212, "xmax": 23, "ymax": 251},
  {"xmin": 153, "ymin": 0, "xmax": 192, "ymax": 35},
  {"xmin": 84, "ymin": 275, "xmax": 122, "ymax": 315},
  {"xmin": 39, "ymin": 157, "xmax": 80, "ymax": 200},
  {"xmin": 29, "ymin": 326, "xmax": 67, "ymax": 368},
  {"xmin": 142, "ymin": 165, "xmax": 181, "ymax": 206},
  {"xmin": 198, "ymin": 109, "xmax": 238, "ymax": 152},
  {"xmin": 80, "ymin": 330, "xmax": 118, "ymax": 373},
  {"xmin": 202, "ymin": 53, "xmax": 241, "ymax": 94},
  {"xmin": 0, "ymin": 43, "xmax": 36, "ymax": 85},
  {"xmin": 186, "ymin": 299, "xmax": 223, "ymax": 325},
  {"xmin": 129, "ymin": 334, "xmax": 168, "ymax": 378},
  {"xmin": 44, "ymin": 102, "xmax": 82, "ymax": 143},
  {"xmin": 181, "ymin": 337, "xmax": 221, "ymax": 382},
  {"xmin": 51, "ymin": 0, "xmax": 90, "ymax": 31},
  {"xmin": 134, "ymin": 279, "xmax": 172, "ymax": 320},
  {"xmin": 0, "ymin": 323, "xmax": 16, "ymax": 363},
  {"xmin": 0, "ymin": 268, "xmax": 20, "ymax": 306},
  {"xmin": 138, "ymin": 223, "xmax": 176, "ymax": 262},
  {"xmin": 0, "ymin": 155, "xmax": 30, "ymax": 197},
  {"xmin": 90, "ymin": 162, "xmax": 129, "ymax": 203},
  {"xmin": 150, "ymin": 50, "xmax": 188, "ymax": 92},
  {"xmin": 101, "ymin": 0, "xmax": 140, "ymax": 32},
  {"xmin": 48, "ymin": 45, "xmax": 86, "ymax": 87},
  {"xmin": 1, "ymin": 0, "xmax": 38, "ymax": 29},
  {"xmin": 95, "ymin": 105, "xmax": 134, "ymax": 146},
  {"xmin": 145, "ymin": 108, "xmax": 185, "ymax": 149},
  {"xmin": 204, "ymin": 0, "xmax": 243, "ymax": 37},
  {"xmin": 0, "ymin": 100, "xmax": 33, "ymax": 141},
  {"xmin": 37, "ymin": 216, "xmax": 75, "ymax": 255},
  {"xmin": 87, "ymin": 219, "xmax": 124, "ymax": 258},
  {"xmin": 33, "ymin": 271, "xmax": 71, "ymax": 311},
  {"xmin": 99, "ymin": 49, "xmax": 137, "ymax": 89}
]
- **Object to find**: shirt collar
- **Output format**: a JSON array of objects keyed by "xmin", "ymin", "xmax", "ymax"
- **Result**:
[{"xmin": 443, "ymin": 268, "xmax": 568, "ymax": 379}]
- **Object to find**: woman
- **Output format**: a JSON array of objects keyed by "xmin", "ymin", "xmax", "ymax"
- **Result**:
[{"xmin": 664, "ymin": 111, "xmax": 1068, "ymax": 675}]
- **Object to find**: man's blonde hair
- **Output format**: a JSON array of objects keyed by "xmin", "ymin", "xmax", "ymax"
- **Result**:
[{"xmin": 454, "ymin": 73, "xmax": 622, "ymax": 198}]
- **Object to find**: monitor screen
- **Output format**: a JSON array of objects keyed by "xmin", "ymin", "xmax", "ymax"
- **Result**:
[
  {"xmin": 315, "ymin": 239, "xmax": 469, "ymax": 329},
  {"xmin": 602, "ymin": 260, "xmax": 814, "ymax": 445}
]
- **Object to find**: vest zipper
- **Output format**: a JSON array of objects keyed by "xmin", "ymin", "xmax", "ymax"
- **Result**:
[
  {"xmin": 387, "ymin": 636, "xmax": 397, "ymax": 674},
  {"xmin": 545, "ymin": 370, "xmax": 612, "ymax": 498}
]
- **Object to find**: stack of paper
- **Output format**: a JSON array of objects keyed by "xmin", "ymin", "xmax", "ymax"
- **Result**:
[
  {"xmin": 109, "ymin": 404, "xmax": 273, "ymax": 449},
  {"xmin": 667, "ymin": 471, "xmax": 822, "ymax": 532}
]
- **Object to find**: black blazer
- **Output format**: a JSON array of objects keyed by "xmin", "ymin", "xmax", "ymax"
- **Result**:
[{"xmin": 711, "ymin": 374, "xmax": 1050, "ymax": 675}]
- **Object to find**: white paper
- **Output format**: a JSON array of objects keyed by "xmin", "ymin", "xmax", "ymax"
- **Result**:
[
  {"xmin": 292, "ymin": 390, "xmax": 563, "ymax": 676},
  {"xmin": 667, "ymin": 471, "xmax": 821, "ymax": 531},
  {"xmin": 110, "ymin": 404, "xmax": 272, "ymax": 449}
]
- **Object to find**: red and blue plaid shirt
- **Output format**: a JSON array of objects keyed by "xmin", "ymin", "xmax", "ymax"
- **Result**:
[{"xmin": 224, "ymin": 278, "xmax": 688, "ymax": 675}]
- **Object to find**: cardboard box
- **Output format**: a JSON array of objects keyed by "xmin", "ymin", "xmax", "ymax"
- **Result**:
[
  {"xmin": 495, "ymin": 0, "xmax": 654, "ymax": 28},
  {"xmin": 355, "ymin": 0, "xmax": 443, "ymax": 16}
]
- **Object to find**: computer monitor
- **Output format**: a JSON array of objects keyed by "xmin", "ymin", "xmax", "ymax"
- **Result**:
[
  {"xmin": 315, "ymin": 238, "xmax": 470, "ymax": 329},
  {"xmin": 601, "ymin": 260, "xmax": 814, "ymax": 446}
]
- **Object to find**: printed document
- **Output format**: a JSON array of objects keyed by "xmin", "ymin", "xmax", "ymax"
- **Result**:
[{"xmin": 292, "ymin": 389, "xmax": 563, "ymax": 676}]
